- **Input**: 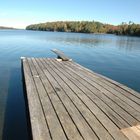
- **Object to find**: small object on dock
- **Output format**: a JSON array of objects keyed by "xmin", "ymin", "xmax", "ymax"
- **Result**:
[
  {"xmin": 52, "ymin": 49, "xmax": 72, "ymax": 61},
  {"xmin": 56, "ymin": 58, "xmax": 62, "ymax": 62},
  {"xmin": 22, "ymin": 57, "xmax": 140, "ymax": 140},
  {"xmin": 20, "ymin": 56, "xmax": 25, "ymax": 60}
]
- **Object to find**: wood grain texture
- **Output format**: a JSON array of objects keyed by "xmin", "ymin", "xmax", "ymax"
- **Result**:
[
  {"xmin": 22, "ymin": 58, "xmax": 51, "ymax": 140},
  {"xmin": 121, "ymin": 125, "xmax": 140, "ymax": 140},
  {"xmin": 22, "ymin": 57, "xmax": 140, "ymax": 140}
]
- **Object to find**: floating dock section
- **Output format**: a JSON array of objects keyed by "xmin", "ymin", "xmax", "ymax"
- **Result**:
[{"xmin": 22, "ymin": 51, "xmax": 140, "ymax": 140}]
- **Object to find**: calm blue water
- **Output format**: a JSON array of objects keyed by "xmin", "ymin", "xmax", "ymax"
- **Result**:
[{"xmin": 0, "ymin": 30, "xmax": 140, "ymax": 139}]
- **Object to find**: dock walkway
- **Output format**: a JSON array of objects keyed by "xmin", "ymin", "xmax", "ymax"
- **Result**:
[{"xmin": 22, "ymin": 57, "xmax": 140, "ymax": 140}]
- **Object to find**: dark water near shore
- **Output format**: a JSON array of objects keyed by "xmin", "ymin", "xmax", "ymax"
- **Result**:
[{"xmin": 0, "ymin": 30, "xmax": 140, "ymax": 140}]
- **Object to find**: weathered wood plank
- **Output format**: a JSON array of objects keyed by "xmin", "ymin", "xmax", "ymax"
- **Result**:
[
  {"xmin": 40, "ymin": 59, "xmax": 113, "ymax": 140},
  {"xmin": 22, "ymin": 58, "xmax": 51, "ymax": 140},
  {"xmin": 121, "ymin": 125, "xmax": 140, "ymax": 140},
  {"xmin": 43, "ymin": 58, "xmax": 128, "ymax": 140},
  {"xmin": 36, "ymin": 58, "xmax": 99, "ymax": 140},
  {"xmin": 27, "ymin": 58, "xmax": 68, "ymax": 140},
  {"xmin": 67, "ymin": 61, "xmax": 140, "ymax": 100},
  {"xmin": 52, "ymin": 49, "xmax": 72, "ymax": 61},
  {"xmin": 51, "ymin": 59, "xmax": 134, "ymax": 128},
  {"xmin": 22, "ymin": 57, "xmax": 140, "ymax": 140},
  {"xmin": 136, "ymin": 125, "xmax": 140, "ymax": 130},
  {"xmin": 31, "ymin": 58, "xmax": 84, "ymax": 140},
  {"xmin": 63, "ymin": 61, "xmax": 140, "ymax": 122}
]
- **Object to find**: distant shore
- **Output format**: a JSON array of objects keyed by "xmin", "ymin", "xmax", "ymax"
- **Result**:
[
  {"xmin": 26, "ymin": 21, "xmax": 140, "ymax": 37},
  {"xmin": 0, "ymin": 26, "xmax": 15, "ymax": 30}
]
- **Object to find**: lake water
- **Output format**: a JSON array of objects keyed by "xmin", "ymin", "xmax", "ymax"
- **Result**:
[{"xmin": 0, "ymin": 30, "xmax": 140, "ymax": 140}]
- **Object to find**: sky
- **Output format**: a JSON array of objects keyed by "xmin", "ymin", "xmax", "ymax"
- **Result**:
[{"xmin": 0, "ymin": 0, "xmax": 140, "ymax": 29}]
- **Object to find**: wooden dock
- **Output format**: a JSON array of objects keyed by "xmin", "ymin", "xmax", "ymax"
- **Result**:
[{"xmin": 22, "ymin": 54, "xmax": 140, "ymax": 140}]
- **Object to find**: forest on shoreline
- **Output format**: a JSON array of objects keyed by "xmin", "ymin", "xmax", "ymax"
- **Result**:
[
  {"xmin": 26, "ymin": 21, "xmax": 140, "ymax": 36},
  {"xmin": 0, "ymin": 26, "xmax": 14, "ymax": 29}
]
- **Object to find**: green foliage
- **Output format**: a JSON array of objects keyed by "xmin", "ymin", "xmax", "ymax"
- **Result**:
[
  {"xmin": 113, "ymin": 22, "xmax": 140, "ymax": 36},
  {"xmin": 26, "ymin": 21, "xmax": 140, "ymax": 36}
]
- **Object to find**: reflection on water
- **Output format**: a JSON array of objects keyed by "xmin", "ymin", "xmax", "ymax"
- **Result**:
[
  {"xmin": 0, "ymin": 68, "xmax": 10, "ymax": 139},
  {"xmin": 0, "ymin": 30, "xmax": 140, "ymax": 139},
  {"xmin": 2, "ymin": 68, "xmax": 29, "ymax": 140},
  {"xmin": 37, "ymin": 32, "xmax": 112, "ymax": 47},
  {"xmin": 116, "ymin": 36, "xmax": 140, "ymax": 51}
]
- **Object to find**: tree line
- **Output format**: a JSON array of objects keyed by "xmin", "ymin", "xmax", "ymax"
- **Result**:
[
  {"xmin": 26, "ymin": 21, "xmax": 140, "ymax": 36},
  {"xmin": 0, "ymin": 26, "xmax": 14, "ymax": 29}
]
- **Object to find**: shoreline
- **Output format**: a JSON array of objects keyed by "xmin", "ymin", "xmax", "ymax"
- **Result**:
[{"xmin": 26, "ymin": 29, "xmax": 140, "ymax": 37}]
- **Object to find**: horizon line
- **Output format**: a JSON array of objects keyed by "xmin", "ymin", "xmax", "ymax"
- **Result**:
[{"xmin": 0, "ymin": 20, "xmax": 140, "ymax": 29}]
